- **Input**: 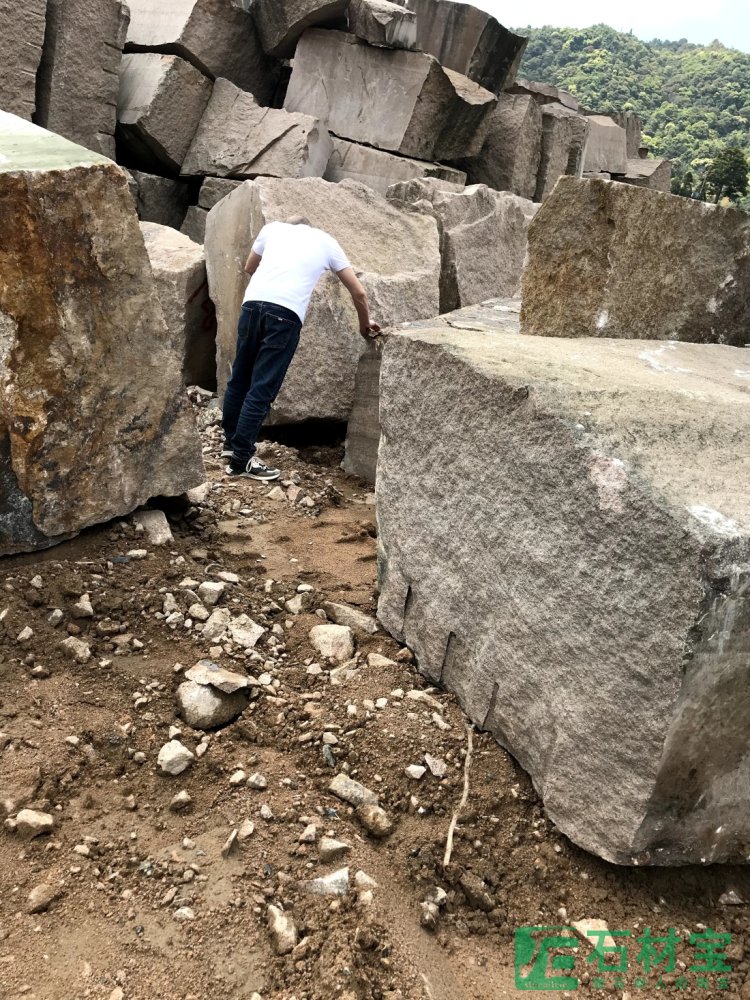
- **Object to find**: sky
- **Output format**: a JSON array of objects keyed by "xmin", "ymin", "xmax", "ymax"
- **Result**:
[{"xmin": 474, "ymin": 0, "xmax": 750, "ymax": 53}]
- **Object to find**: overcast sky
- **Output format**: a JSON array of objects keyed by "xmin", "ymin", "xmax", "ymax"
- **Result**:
[{"xmin": 474, "ymin": 0, "xmax": 750, "ymax": 53}]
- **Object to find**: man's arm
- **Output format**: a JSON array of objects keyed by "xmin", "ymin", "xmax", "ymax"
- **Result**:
[
  {"xmin": 244, "ymin": 250, "xmax": 262, "ymax": 276},
  {"xmin": 336, "ymin": 267, "xmax": 382, "ymax": 337}
]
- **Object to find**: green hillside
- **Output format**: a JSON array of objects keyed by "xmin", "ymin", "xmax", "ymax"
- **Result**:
[{"xmin": 516, "ymin": 24, "xmax": 750, "ymax": 200}]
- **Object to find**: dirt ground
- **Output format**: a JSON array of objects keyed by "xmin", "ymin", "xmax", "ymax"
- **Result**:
[{"xmin": 2, "ymin": 397, "xmax": 750, "ymax": 1000}]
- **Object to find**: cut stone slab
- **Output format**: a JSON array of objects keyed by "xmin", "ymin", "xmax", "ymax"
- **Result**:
[
  {"xmin": 454, "ymin": 93, "xmax": 542, "ymax": 201},
  {"xmin": 35, "ymin": 0, "xmax": 130, "ymax": 158},
  {"xmin": 348, "ymin": 0, "xmax": 417, "ymax": 49},
  {"xmin": 583, "ymin": 115, "xmax": 627, "ymax": 175},
  {"xmin": 180, "ymin": 206, "xmax": 208, "ymax": 244},
  {"xmin": 618, "ymin": 157, "xmax": 672, "ymax": 194},
  {"xmin": 376, "ymin": 323, "xmax": 750, "ymax": 865},
  {"xmin": 0, "ymin": 113, "xmax": 204, "ymax": 557},
  {"xmin": 388, "ymin": 178, "xmax": 535, "ymax": 313},
  {"xmin": 284, "ymin": 29, "xmax": 496, "ymax": 162},
  {"xmin": 130, "ymin": 170, "xmax": 191, "ymax": 229},
  {"xmin": 521, "ymin": 176, "xmax": 750, "ymax": 346},
  {"xmin": 177, "ymin": 680, "xmax": 248, "ymax": 729},
  {"xmin": 204, "ymin": 176, "xmax": 440, "ymax": 422},
  {"xmin": 182, "ymin": 78, "xmax": 332, "ymax": 180},
  {"xmin": 391, "ymin": 0, "xmax": 526, "ymax": 93},
  {"xmin": 253, "ymin": 0, "xmax": 350, "ymax": 57},
  {"xmin": 125, "ymin": 0, "xmax": 278, "ymax": 103},
  {"xmin": 117, "ymin": 53, "xmax": 213, "ymax": 173},
  {"xmin": 0, "ymin": 0, "xmax": 47, "ymax": 120},
  {"xmin": 510, "ymin": 77, "xmax": 579, "ymax": 111},
  {"xmin": 324, "ymin": 138, "xmax": 465, "ymax": 197},
  {"xmin": 534, "ymin": 103, "xmax": 589, "ymax": 202},
  {"xmin": 140, "ymin": 222, "xmax": 217, "ymax": 390}
]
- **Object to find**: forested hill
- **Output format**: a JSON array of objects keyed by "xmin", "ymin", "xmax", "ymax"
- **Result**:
[{"xmin": 516, "ymin": 25, "xmax": 750, "ymax": 189}]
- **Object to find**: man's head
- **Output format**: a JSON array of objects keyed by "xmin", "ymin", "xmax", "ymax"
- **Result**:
[{"xmin": 285, "ymin": 214, "xmax": 312, "ymax": 227}]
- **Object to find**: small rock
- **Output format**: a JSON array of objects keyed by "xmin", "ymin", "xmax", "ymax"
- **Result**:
[
  {"xmin": 355, "ymin": 803, "xmax": 394, "ymax": 839},
  {"xmin": 405, "ymin": 764, "xmax": 426, "ymax": 780},
  {"xmin": 216, "ymin": 571, "xmax": 240, "ymax": 584},
  {"xmin": 421, "ymin": 901, "xmax": 440, "ymax": 930},
  {"xmin": 177, "ymin": 680, "xmax": 248, "ymax": 731},
  {"xmin": 329, "ymin": 773, "xmax": 378, "ymax": 807},
  {"xmin": 30, "ymin": 575, "xmax": 43, "ymax": 589},
  {"xmin": 188, "ymin": 603, "xmax": 210, "ymax": 622},
  {"xmin": 229, "ymin": 770, "xmax": 247, "ymax": 785},
  {"xmin": 17, "ymin": 626, "xmax": 34, "ymax": 644},
  {"xmin": 173, "ymin": 906, "xmax": 195, "ymax": 921},
  {"xmin": 185, "ymin": 659, "xmax": 251, "ymax": 694},
  {"xmin": 267, "ymin": 905, "xmax": 298, "ymax": 954},
  {"xmin": 187, "ymin": 482, "xmax": 211, "ymax": 504},
  {"xmin": 134, "ymin": 509, "xmax": 173, "ymax": 545},
  {"xmin": 202, "ymin": 608, "xmax": 231, "ymax": 641},
  {"xmin": 157, "ymin": 740, "xmax": 195, "ymax": 776},
  {"xmin": 459, "ymin": 872, "xmax": 495, "ymax": 913},
  {"xmin": 354, "ymin": 870, "xmax": 378, "ymax": 889},
  {"xmin": 318, "ymin": 837, "xmax": 351, "ymax": 863},
  {"xmin": 238, "ymin": 819, "xmax": 255, "ymax": 841},
  {"xmin": 228, "ymin": 614, "xmax": 266, "ymax": 649},
  {"xmin": 60, "ymin": 636, "xmax": 91, "ymax": 663},
  {"xmin": 424, "ymin": 753, "xmax": 448, "ymax": 778},
  {"xmin": 306, "ymin": 867, "xmax": 350, "ymax": 896},
  {"xmin": 126, "ymin": 549, "xmax": 148, "ymax": 560},
  {"xmin": 247, "ymin": 772, "xmax": 267, "ymax": 790},
  {"xmin": 719, "ymin": 890, "xmax": 744, "ymax": 906},
  {"xmin": 198, "ymin": 581, "xmax": 225, "ymax": 606},
  {"xmin": 221, "ymin": 829, "xmax": 238, "ymax": 858},
  {"xmin": 267, "ymin": 486, "xmax": 286, "ymax": 502},
  {"xmin": 48, "ymin": 609, "xmax": 64, "ymax": 626},
  {"xmin": 15, "ymin": 809, "xmax": 54, "ymax": 839},
  {"xmin": 299, "ymin": 823, "xmax": 317, "ymax": 843},
  {"xmin": 406, "ymin": 689, "xmax": 442, "ymax": 712},
  {"xmin": 260, "ymin": 804, "xmax": 274, "ymax": 821},
  {"xmin": 322, "ymin": 601, "xmax": 378, "ymax": 634},
  {"xmin": 27, "ymin": 883, "xmax": 61, "ymax": 913},
  {"xmin": 72, "ymin": 594, "xmax": 94, "ymax": 619},
  {"xmin": 309, "ymin": 624, "xmax": 355, "ymax": 662},
  {"xmin": 169, "ymin": 790, "xmax": 192, "ymax": 812}
]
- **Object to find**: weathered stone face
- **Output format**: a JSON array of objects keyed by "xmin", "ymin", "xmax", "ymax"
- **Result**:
[
  {"xmin": 204, "ymin": 176, "xmax": 440, "ymax": 423},
  {"xmin": 612, "ymin": 110, "xmax": 642, "ymax": 158},
  {"xmin": 618, "ymin": 158, "xmax": 672, "ymax": 194},
  {"xmin": 0, "ymin": 113, "xmax": 204, "ymax": 555},
  {"xmin": 509, "ymin": 77, "xmax": 579, "ymax": 111},
  {"xmin": 180, "ymin": 207, "xmax": 208, "ymax": 244},
  {"xmin": 129, "ymin": 170, "xmax": 192, "ymax": 229},
  {"xmin": 181, "ymin": 78, "xmax": 332, "ymax": 180},
  {"xmin": 521, "ymin": 176, "xmax": 750, "ymax": 346},
  {"xmin": 253, "ymin": 0, "xmax": 350, "ymax": 57},
  {"xmin": 35, "ymin": 0, "xmax": 130, "ymax": 159},
  {"xmin": 534, "ymin": 103, "xmax": 589, "ymax": 202},
  {"xmin": 0, "ymin": 0, "xmax": 47, "ymax": 120},
  {"xmin": 347, "ymin": 0, "xmax": 417, "ymax": 49},
  {"xmin": 376, "ymin": 324, "xmax": 750, "ymax": 865},
  {"xmin": 325, "ymin": 138, "xmax": 465, "ymax": 197},
  {"xmin": 583, "ymin": 115, "xmax": 628, "ymax": 175},
  {"xmin": 284, "ymin": 29, "xmax": 496, "ymax": 162}
]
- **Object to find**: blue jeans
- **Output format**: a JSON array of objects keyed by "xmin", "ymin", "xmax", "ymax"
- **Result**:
[{"xmin": 222, "ymin": 301, "xmax": 302, "ymax": 464}]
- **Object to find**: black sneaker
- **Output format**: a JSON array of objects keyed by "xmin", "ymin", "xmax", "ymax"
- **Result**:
[
  {"xmin": 220, "ymin": 439, "xmax": 234, "ymax": 458},
  {"xmin": 226, "ymin": 457, "xmax": 281, "ymax": 481}
]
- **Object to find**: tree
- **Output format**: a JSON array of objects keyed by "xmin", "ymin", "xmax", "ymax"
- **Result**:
[{"xmin": 704, "ymin": 147, "xmax": 749, "ymax": 202}]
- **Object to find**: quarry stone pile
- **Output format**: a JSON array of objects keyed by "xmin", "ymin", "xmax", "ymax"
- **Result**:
[
  {"xmin": 204, "ymin": 176, "xmax": 440, "ymax": 422},
  {"xmin": 376, "ymin": 323, "xmax": 750, "ymax": 865},
  {"xmin": 522, "ymin": 176, "xmax": 750, "ymax": 346},
  {"xmin": 0, "ymin": 113, "xmax": 203, "ymax": 556}
]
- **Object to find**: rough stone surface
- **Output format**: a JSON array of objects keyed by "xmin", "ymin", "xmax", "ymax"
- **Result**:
[
  {"xmin": 140, "ymin": 222, "xmax": 217, "ymax": 389},
  {"xmin": 324, "ymin": 138, "xmax": 465, "ymax": 197},
  {"xmin": 392, "ymin": 0, "xmax": 526, "ymax": 93},
  {"xmin": 618, "ymin": 157, "xmax": 672, "ymax": 194},
  {"xmin": 125, "ymin": 0, "xmax": 278, "ymax": 103},
  {"xmin": 185, "ymin": 660, "xmax": 251, "ymax": 693},
  {"xmin": 253, "ymin": 0, "xmax": 350, "ymax": 57},
  {"xmin": 322, "ymin": 601, "xmax": 378, "ymax": 634},
  {"xmin": 510, "ymin": 77, "xmax": 579, "ymax": 111},
  {"xmin": 117, "ymin": 53, "xmax": 213, "ymax": 173},
  {"xmin": 285, "ymin": 30, "xmax": 496, "ymax": 162},
  {"xmin": 309, "ymin": 623, "xmax": 354, "ymax": 661},
  {"xmin": 267, "ymin": 904, "xmax": 298, "ymax": 954},
  {"xmin": 329, "ymin": 773, "xmax": 378, "ymax": 807},
  {"xmin": 613, "ymin": 111, "xmax": 642, "ymax": 158},
  {"xmin": 182, "ymin": 78, "xmax": 332, "ymax": 180},
  {"xmin": 348, "ymin": 0, "xmax": 417, "ymax": 49},
  {"xmin": 521, "ymin": 176, "xmax": 750, "ymax": 346},
  {"xmin": 388, "ymin": 178, "xmax": 535, "ymax": 312},
  {"xmin": 204, "ymin": 176, "xmax": 440, "ymax": 421},
  {"xmin": 376, "ymin": 323, "xmax": 750, "ymax": 864},
  {"xmin": 0, "ymin": 0, "xmax": 47, "ymax": 120},
  {"xmin": 199, "ymin": 177, "xmax": 242, "ymax": 210},
  {"xmin": 35, "ymin": 0, "xmax": 130, "ymax": 158},
  {"xmin": 15, "ymin": 809, "xmax": 54, "ymax": 839},
  {"xmin": 455, "ymin": 94, "xmax": 542, "ymax": 201},
  {"xmin": 157, "ymin": 739, "xmax": 195, "ymax": 774},
  {"xmin": 27, "ymin": 883, "xmax": 62, "ymax": 914},
  {"xmin": 0, "ymin": 113, "xmax": 204, "ymax": 556},
  {"xmin": 583, "ymin": 115, "xmax": 627, "ymax": 175},
  {"xmin": 133, "ymin": 508, "xmax": 173, "ymax": 545},
  {"xmin": 129, "ymin": 170, "xmax": 191, "ymax": 229},
  {"xmin": 176, "ymin": 680, "xmax": 248, "ymax": 729},
  {"xmin": 535, "ymin": 103, "xmax": 589, "ymax": 202},
  {"xmin": 180, "ymin": 207, "xmax": 208, "ymax": 244}
]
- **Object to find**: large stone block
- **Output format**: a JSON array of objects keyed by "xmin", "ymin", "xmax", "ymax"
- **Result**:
[
  {"xmin": 35, "ymin": 0, "xmax": 130, "ymax": 158},
  {"xmin": 388, "ymin": 178, "xmax": 536, "ymax": 313},
  {"xmin": 509, "ymin": 77, "xmax": 579, "ymax": 111},
  {"xmin": 534, "ymin": 103, "xmax": 589, "ymax": 202},
  {"xmin": 324, "ymin": 138, "xmax": 465, "ymax": 197},
  {"xmin": 612, "ymin": 111, "xmax": 642, "ymax": 159},
  {"xmin": 392, "ymin": 0, "xmax": 526, "ymax": 93},
  {"xmin": 125, "ymin": 0, "xmax": 278, "ymax": 103},
  {"xmin": 141, "ymin": 222, "xmax": 217, "ymax": 389},
  {"xmin": 199, "ymin": 177, "xmax": 242, "ymax": 210},
  {"xmin": 180, "ymin": 206, "xmax": 208, "ymax": 244},
  {"xmin": 284, "ymin": 29, "xmax": 496, "ymax": 162},
  {"xmin": 376, "ymin": 323, "xmax": 750, "ymax": 864},
  {"xmin": 347, "ymin": 0, "xmax": 417, "ymax": 49},
  {"xmin": 454, "ymin": 93, "xmax": 542, "ymax": 201},
  {"xmin": 618, "ymin": 157, "xmax": 672, "ymax": 194},
  {"xmin": 583, "ymin": 115, "xmax": 627, "ymax": 175},
  {"xmin": 0, "ymin": 0, "xmax": 47, "ymax": 119},
  {"xmin": 521, "ymin": 176, "xmax": 749, "ymax": 346},
  {"xmin": 253, "ymin": 0, "xmax": 350, "ymax": 57},
  {"xmin": 0, "ymin": 113, "xmax": 203, "ymax": 556},
  {"xmin": 129, "ymin": 170, "xmax": 191, "ymax": 228},
  {"xmin": 117, "ymin": 53, "xmax": 213, "ymax": 173},
  {"xmin": 181, "ymin": 78, "xmax": 332, "ymax": 180},
  {"xmin": 204, "ymin": 176, "xmax": 440, "ymax": 422}
]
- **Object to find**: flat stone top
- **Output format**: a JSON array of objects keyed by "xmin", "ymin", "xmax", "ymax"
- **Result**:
[
  {"xmin": 389, "ymin": 326, "xmax": 750, "ymax": 536},
  {"xmin": 403, "ymin": 298, "xmax": 521, "ymax": 335},
  {"xmin": 140, "ymin": 221, "xmax": 206, "ymax": 267},
  {"xmin": 0, "ymin": 111, "xmax": 111, "ymax": 174}
]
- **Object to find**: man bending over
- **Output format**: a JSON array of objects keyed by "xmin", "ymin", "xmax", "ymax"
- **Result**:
[{"xmin": 222, "ymin": 215, "xmax": 381, "ymax": 481}]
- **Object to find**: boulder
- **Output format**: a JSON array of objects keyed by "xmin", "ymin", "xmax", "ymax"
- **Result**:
[
  {"xmin": 176, "ymin": 680, "xmax": 248, "ymax": 729},
  {"xmin": 140, "ymin": 223, "xmax": 217, "ymax": 389},
  {"xmin": 0, "ymin": 113, "xmax": 204, "ymax": 556},
  {"xmin": 454, "ymin": 93, "xmax": 542, "ymax": 201},
  {"xmin": 376, "ymin": 323, "xmax": 750, "ymax": 864},
  {"xmin": 347, "ymin": 0, "xmax": 416, "ymax": 49},
  {"xmin": 521, "ymin": 176, "xmax": 750, "ymax": 346},
  {"xmin": 0, "ymin": 0, "xmax": 47, "ymax": 119},
  {"xmin": 129, "ymin": 170, "xmax": 191, "ymax": 229},
  {"xmin": 181, "ymin": 78, "xmax": 332, "ymax": 180},
  {"xmin": 284, "ymin": 29, "xmax": 496, "ymax": 162},
  {"xmin": 253, "ymin": 0, "xmax": 350, "ymax": 57},
  {"xmin": 124, "ymin": 0, "xmax": 278, "ymax": 103},
  {"xmin": 391, "ymin": 0, "xmax": 526, "ymax": 93},
  {"xmin": 388, "ymin": 178, "xmax": 535, "ymax": 312},
  {"xmin": 324, "ymin": 137, "xmax": 465, "ymax": 197},
  {"xmin": 117, "ymin": 53, "xmax": 213, "ymax": 173},
  {"xmin": 204, "ymin": 176, "xmax": 440, "ymax": 422},
  {"xmin": 534, "ymin": 103, "xmax": 589, "ymax": 202},
  {"xmin": 35, "ymin": 0, "xmax": 130, "ymax": 158},
  {"xmin": 180, "ymin": 206, "xmax": 208, "ymax": 244},
  {"xmin": 509, "ymin": 77, "xmax": 579, "ymax": 111},
  {"xmin": 582, "ymin": 115, "xmax": 627, "ymax": 175},
  {"xmin": 618, "ymin": 157, "xmax": 672, "ymax": 194}
]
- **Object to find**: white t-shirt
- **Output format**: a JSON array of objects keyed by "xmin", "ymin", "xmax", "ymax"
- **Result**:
[{"xmin": 243, "ymin": 221, "xmax": 352, "ymax": 322}]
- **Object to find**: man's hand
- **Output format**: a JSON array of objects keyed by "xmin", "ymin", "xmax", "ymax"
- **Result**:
[
  {"xmin": 360, "ymin": 321, "xmax": 382, "ymax": 339},
  {"xmin": 337, "ymin": 267, "xmax": 381, "ymax": 338}
]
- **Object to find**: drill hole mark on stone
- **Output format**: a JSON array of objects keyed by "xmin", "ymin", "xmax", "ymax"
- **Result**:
[{"xmin": 438, "ymin": 629, "xmax": 457, "ymax": 686}]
